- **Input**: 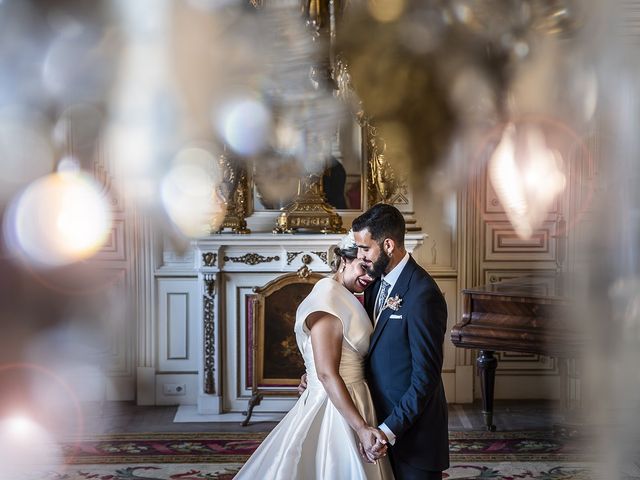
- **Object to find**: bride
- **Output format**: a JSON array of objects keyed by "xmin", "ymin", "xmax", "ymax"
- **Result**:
[{"xmin": 234, "ymin": 234, "xmax": 394, "ymax": 479}]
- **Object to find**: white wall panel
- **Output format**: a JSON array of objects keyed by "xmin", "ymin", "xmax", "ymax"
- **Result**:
[
  {"xmin": 157, "ymin": 278, "xmax": 198, "ymax": 372},
  {"xmin": 167, "ymin": 293, "xmax": 189, "ymax": 359}
]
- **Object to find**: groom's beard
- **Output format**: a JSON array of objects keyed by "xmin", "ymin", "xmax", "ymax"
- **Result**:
[{"xmin": 367, "ymin": 250, "xmax": 390, "ymax": 279}]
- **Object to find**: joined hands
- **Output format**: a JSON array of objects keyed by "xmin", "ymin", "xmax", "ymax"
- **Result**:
[
  {"xmin": 356, "ymin": 425, "xmax": 388, "ymax": 464},
  {"xmin": 299, "ymin": 374, "xmax": 388, "ymax": 464}
]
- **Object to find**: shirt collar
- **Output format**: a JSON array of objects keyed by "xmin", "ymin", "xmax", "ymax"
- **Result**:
[{"xmin": 381, "ymin": 252, "xmax": 410, "ymax": 290}]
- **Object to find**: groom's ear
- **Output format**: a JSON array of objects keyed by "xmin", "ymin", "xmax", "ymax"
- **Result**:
[{"xmin": 383, "ymin": 238, "xmax": 396, "ymax": 256}]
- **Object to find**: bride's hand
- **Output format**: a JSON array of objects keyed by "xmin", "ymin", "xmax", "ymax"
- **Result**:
[
  {"xmin": 370, "ymin": 430, "xmax": 388, "ymax": 459},
  {"xmin": 297, "ymin": 373, "xmax": 307, "ymax": 395},
  {"xmin": 358, "ymin": 442, "xmax": 375, "ymax": 463},
  {"xmin": 358, "ymin": 441, "xmax": 383, "ymax": 463},
  {"xmin": 356, "ymin": 426, "xmax": 388, "ymax": 462}
]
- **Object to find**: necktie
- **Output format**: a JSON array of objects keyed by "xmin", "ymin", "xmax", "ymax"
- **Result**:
[{"xmin": 375, "ymin": 280, "xmax": 390, "ymax": 321}]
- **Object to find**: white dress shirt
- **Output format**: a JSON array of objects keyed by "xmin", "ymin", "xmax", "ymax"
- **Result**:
[
  {"xmin": 375, "ymin": 252, "xmax": 410, "ymax": 446},
  {"xmin": 373, "ymin": 252, "xmax": 410, "ymax": 325}
]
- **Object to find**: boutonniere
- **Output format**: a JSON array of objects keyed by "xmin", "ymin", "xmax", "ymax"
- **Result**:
[{"xmin": 383, "ymin": 294, "xmax": 403, "ymax": 312}]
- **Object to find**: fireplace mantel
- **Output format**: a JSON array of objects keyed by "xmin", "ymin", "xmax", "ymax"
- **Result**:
[{"xmin": 189, "ymin": 232, "xmax": 425, "ymax": 415}]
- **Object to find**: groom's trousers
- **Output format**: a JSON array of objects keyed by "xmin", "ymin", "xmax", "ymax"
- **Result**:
[{"xmin": 388, "ymin": 451, "xmax": 442, "ymax": 480}]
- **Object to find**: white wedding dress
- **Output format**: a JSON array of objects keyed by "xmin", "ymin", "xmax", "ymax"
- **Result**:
[{"xmin": 234, "ymin": 277, "xmax": 394, "ymax": 480}]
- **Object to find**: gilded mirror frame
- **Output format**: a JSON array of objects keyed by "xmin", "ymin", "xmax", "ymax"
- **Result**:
[{"xmin": 213, "ymin": 0, "xmax": 408, "ymax": 234}]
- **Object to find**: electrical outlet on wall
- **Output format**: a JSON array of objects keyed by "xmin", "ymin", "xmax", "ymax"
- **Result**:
[{"xmin": 163, "ymin": 383, "xmax": 186, "ymax": 396}]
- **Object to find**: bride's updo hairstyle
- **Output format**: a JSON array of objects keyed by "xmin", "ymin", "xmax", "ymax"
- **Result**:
[{"xmin": 331, "ymin": 230, "xmax": 359, "ymax": 273}]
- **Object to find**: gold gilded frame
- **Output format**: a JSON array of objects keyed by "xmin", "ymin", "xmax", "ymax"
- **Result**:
[
  {"xmin": 214, "ymin": 106, "xmax": 404, "ymax": 235},
  {"xmin": 242, "ymin": 269, "xmax": 324, "ymax": 425},
  {"xmin": 332, "ymin": 55, "xmax": 406, "ymax": 206}
]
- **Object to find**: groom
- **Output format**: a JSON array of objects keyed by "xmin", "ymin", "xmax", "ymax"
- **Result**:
[{"xmin": 353, "ymin": 203, "xmax": 449, "ymax": 480}]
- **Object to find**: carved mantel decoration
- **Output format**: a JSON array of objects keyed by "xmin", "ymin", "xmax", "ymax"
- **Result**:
[
  {"xmin": 287, "ymin": 250, "xmax": 328, "ymax": 265},
  {"xmin": 202, "ymin": 252, "xmax": 217, "ymax": 267},
  {"xmin": 297, "ymin": 264, "xmax": 313, "ymax": 279},
  {"xmin": 203, "ymin": 273, "xmax": 216, "ymax": 394},
  {"xmin": 224, "ymin": 253, "xmax": 280, "ymax": 265},
  {"xmin": 203, "ymin": 273, "xmax": 216, "ymax": 297},
  {"xmin": 286, "ymin": 251, "xmax": 302, "ymax": 265},
  {"xmin": 313, "ymin": 251, "xmax": 328, "ymax": 263}
]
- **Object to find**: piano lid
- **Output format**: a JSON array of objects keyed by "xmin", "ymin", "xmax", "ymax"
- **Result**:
[{"xmin": 462, "ymin": 274, "xmax": 571, "ymax": 301}]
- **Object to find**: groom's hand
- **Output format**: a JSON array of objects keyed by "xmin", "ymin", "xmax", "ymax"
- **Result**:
[{"xmin": 297, "ymin": 373, "xmax": 307, "ymax": 395}]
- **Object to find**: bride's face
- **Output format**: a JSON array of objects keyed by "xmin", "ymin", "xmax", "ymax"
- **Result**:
[{"xmin": 341, "ymin": 257, "xmax": 374, "ymax": 294}]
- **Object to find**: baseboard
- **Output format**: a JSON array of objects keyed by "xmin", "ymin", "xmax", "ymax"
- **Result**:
[{"xmin": 174, "ymin": 405, "xmax": 285, "ymax": 423}]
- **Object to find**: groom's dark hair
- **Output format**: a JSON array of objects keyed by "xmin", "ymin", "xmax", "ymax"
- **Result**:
[{"xmin": 352, "ymin": 203, "xmax": 405, "ymax": 247}]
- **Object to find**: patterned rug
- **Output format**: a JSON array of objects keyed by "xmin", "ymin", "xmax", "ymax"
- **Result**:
[
  {"xmin": 23, "ymin": 430, "xmax": 625, "ymax": 479},
  {"xmin": 25, "ymin": 462, "xmax": 615, "ymax": 479},
  {"xmin": 61, "ymin": 430, "xmax": 592, "ymax": 464}
]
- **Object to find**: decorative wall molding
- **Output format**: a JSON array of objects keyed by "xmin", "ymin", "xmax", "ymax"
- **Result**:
[
  {"xmin": 134, "ymin": 216, "xmax": 156, "ymax": 374},
  {"xmin": 83, "ymin": 138, "xmax": 138, "ymax": 401},
  {"xmin": 484, "ymin": 220, "xmax": 557, "ymax": 262},
  {"xmin": 95, "ymin": 219, "xmax": 127, "ymax": 262},
  {"xmin": 158, "ymin": 248, "xmax": 196, "ymax": 278},
  {"xmin": 157, "ymin": 278, "xmax": 198, "ymax": 373}
]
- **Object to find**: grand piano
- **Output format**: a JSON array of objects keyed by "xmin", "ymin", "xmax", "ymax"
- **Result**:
[{"xmin": 451, "ymin": 274, "xmax": 584, "ymax": 431}]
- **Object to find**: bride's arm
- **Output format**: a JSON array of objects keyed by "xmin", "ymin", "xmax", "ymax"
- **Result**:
[{"xmin": 307, "ymin": 312, "xmax": 387, "ymax": 460}]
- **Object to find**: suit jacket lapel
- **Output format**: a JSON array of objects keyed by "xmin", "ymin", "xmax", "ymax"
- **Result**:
[{"xmin": 368, "ymin": 256, "xmax": 418, "ymax": 354}]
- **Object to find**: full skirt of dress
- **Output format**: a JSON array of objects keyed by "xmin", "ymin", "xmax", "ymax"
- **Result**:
[{"xmin": 234, "ymin": 380, "xmax": 394, "ymax": 480}]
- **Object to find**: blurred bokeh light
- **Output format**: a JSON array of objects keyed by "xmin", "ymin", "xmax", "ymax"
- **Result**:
[
  {"xmin": 488, "ymin": 123, "xmax": 566, "ymax": 239},
  {"xmin": 217, "ymin": 97, "xmax": 272, "ymax": 157},
  {"xmin": 3, "ymin": 171, "xmax": 112, "ymax": 268},
  {"xmin": 161, "ymin": 146, "xmax": 226, "ymax": 237},
  {"xmin": 0, "ymin": 414, "xmax": 63, "ymax": 480},
  {"xmin": 0, "ymin": 0, "xmax": 638, "ymax": 477}
]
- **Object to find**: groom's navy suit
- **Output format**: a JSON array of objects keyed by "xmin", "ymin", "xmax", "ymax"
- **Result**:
[{"xmin": 365, "ymin": 256, "xmax": 449, "ymax": 476}]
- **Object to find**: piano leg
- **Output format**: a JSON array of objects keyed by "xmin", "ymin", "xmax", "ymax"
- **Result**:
[{"xmin": 477, "ymin": 350, "xmax": 497, "ymax": 432}]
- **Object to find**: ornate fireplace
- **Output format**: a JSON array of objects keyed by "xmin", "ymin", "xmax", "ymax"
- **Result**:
[{"xmin": 191, "ymin": 233, "xmax": 424, "ymax": 415}]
